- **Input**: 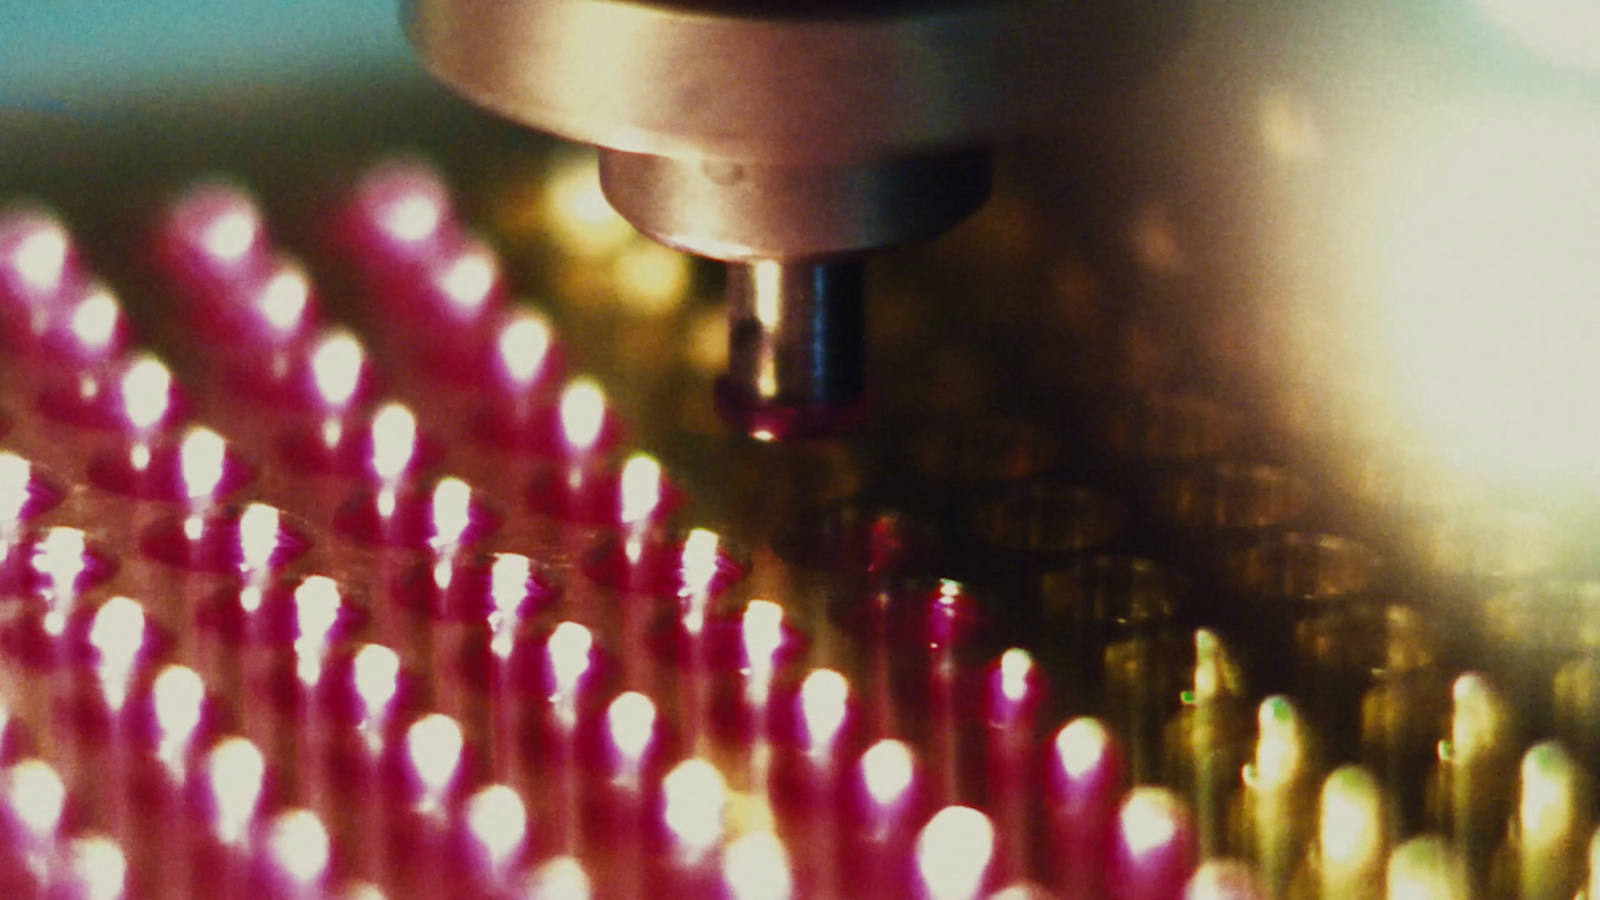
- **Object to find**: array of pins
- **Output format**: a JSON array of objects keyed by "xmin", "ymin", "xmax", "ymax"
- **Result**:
[{"xmin": 0, "ymin": 154, "xmax": 1594, "ymax": 900}]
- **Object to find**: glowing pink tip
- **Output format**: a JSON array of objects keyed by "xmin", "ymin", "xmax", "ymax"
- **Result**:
[
  {"xmin": 860, "ymin": 739, "xmax": 916, "ymax": 812},
  {"xmin": 915, "ymin": 806, "xmax": 995, "ymax": 900},
  {"xmin": 0, "ymin": 206, "xmax": 75, "ymax": 303},
  {"xmin": 60, "ymin": 834, "xmax": 128, "ymax": 900},
  {"xmin": 496, "ymin": 311, "xmax": 554, "ymax": 391},
  {"xmin": 119, "ymin": 354, "xmax": 174, "ymax": 434},
  {"xmin": 248, "ymin": 259, "xmax": 313, "ymax": 339},
  {"xmin": 405, "ymin": 713, "xmax": 464, "ymax": 810},
  {"xmin": 356, "ymin": 158, "xmax": 451, "ymax": 247},
  {"xmin": 168, "ymin": 182, "xmax": 265, "ymax": 271},
  {"xmin": 309, "ymin": 329, "xmax": 366, "ymax": 412},
  {"xmin": 430, "ymin": 236, "xmax": 500, "ymax": 320},
  {"xmin": 800, "ymin": 668, "xmax": 850, "ymax": 754},
  {"xmin": 205, "ymin": 737, "xmax": 266, "ymax": 846},
  {"xmin": 57, "ymin": 282, "xmax": 124, "ymax": 358},
  {"xmin": 606, "ymin": 691, "xmax": 657, "ymax": 769},
  {"xmin": 264, "ymin": 808, "xmax": 331, "ymax": 891},
  {"xmin": 464, "ymin": 784, "xmax": 527, "ymax": 874}
]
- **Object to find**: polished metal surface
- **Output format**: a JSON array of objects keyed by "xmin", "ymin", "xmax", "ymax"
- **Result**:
[
  {"xmin": 402, "ymin": 0, "xmax": 1181, "ymax": 165},
  {"xmin": 403, "ymin": 0, "xmax": 1186, "ymax": 437},
  {"xmin": 716, "ymin": 259, "xmax": 866, "ymax": 438},
  {"xmin": 599, "ymin": 149, "xmax": 991, "ymax": 261}
]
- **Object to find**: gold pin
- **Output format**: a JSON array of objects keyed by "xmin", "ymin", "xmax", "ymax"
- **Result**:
[
  {"xmin": 1237, "ymin": 696, "xmax": 1316, "ymax": 897},
  {"xmin": 1511, "ymin": 742, "xmax": 1588, "ymax": 900},
  {"xmin": 1315, "ymin": 766, "xmax": 1387, "ymax": 900}
]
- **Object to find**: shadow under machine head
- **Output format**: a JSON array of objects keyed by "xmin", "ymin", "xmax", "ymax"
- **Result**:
[{"xmin": 402, "ymin": 0, "xmax": 1184, "ymax": 438}]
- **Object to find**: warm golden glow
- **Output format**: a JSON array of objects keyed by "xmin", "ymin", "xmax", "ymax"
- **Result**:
[
  {"xmin": 1370, "ymin": 103, "xmax": 1600, "ymax": 487},
  {"xmin": 613, "ymin": 240, "xmax": 691, "ymax": 315},
  {"xmin": 1319, "ymin": 766, "xmax": 1384, "ymax": 873},
  {"xmin": 63, "ymin": 834, "xmax": 126, "ymax": 900},
  {"xmin": 1248, "ymin": 696, "xmax": 1305, "ymax": 790},
  {"xmin": 1518, "ymin": 742, "xmax": 1579, "ymax": 866},
  {"xmin": 1450, "ymin": 674, "xmax": 1506, "ymax": 763}
]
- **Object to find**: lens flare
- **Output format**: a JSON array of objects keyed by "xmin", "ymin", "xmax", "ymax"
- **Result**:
[{"xmin": 1369, "ymin": 102, "xmax": 1600, "ymax": 487}]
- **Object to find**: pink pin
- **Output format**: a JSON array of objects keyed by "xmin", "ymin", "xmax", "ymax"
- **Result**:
[
  {"xmin": 1048, "ymin": 718, "xmax": 1126, "ymax": 900},
  {"xmin": 1106, "ymin": 788, "xmax": 1199, "ymax": 900},
  {"xmin": 987, "ymin": 648, "xmax": 1044, "ymax": 885},
  {"xmin": 915, "ymin": 806, "xmax": 996, "ymax": 900},
  {"xmin": 597, "ymin": 690, "xmax": 660, "ymax": 899},
  {"xmin": 33, "ymin": 280, "xmax": 129, "ymax": 367},
  {"xmin": 332, "ymin": 157, "xmax": 454, "ymax": 277},
  {"xmin": 193, "ymin": 255, "xmax": 318, "ymax": 351},
  {"xmin": 156, "ymin": 181, "xmax": 270, "ymax": 300},
  {"xmin": 0, "ymin": 206, "xmax": 79, "ymax": 324}
]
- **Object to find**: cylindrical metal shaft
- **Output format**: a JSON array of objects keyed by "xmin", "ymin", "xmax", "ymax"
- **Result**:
[{"xmin": 716, "ymin": 260, "xmax": 866, "ymax": 440}]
